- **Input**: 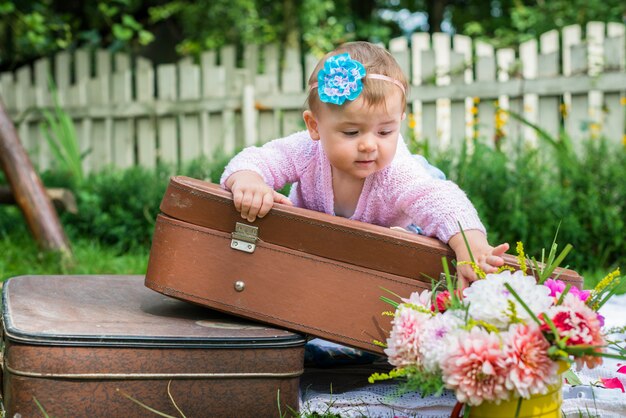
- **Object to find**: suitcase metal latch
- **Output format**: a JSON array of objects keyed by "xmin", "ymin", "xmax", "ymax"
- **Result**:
[{"xmin": 231, "ymin": 222, "xmax": 259, "ymax": 253}]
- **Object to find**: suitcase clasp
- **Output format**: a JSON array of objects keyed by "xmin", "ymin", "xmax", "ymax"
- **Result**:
[{"xmin": 231, "ymin": 222, "xmax": 259, "ymax": 253}]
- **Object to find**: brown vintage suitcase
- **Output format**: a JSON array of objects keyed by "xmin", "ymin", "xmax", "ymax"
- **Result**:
[
  {"xmin": 1, "ymin": 275, "xmax": 305, "ymax": 417},
  {"xmin": 145, "ymin": 176, "xmax": 584, "ymax": 354}
]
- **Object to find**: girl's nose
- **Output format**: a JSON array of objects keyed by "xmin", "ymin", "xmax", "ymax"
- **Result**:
[{"xmin": 358, "ymin": 135, "xmax": 376, "ymax": 152}]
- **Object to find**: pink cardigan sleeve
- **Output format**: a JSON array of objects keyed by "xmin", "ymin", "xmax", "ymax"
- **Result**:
[
  {"xmin": 389, "ymin": 160, "xmax": 486, "ymax": 243},
  {"xmin": 220, "ymin": 131, "xmax": 315, "ymax": 190}
]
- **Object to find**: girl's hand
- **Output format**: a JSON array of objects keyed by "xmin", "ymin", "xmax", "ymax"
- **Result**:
[
  {"xmin": 448, "ymin": 230, "xmax": 509, "ymax": 289},
  {"xmin": 225, "ymin": 171, "xmax": 292, "ymax": 222}
]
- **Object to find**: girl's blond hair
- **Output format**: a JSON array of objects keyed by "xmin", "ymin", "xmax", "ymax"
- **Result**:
[{"xmin": 307, "ymin": 41, "xmax": 408, "ymax": 114}]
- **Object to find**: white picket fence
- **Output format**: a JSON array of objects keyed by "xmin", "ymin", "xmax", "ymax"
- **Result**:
[{"xmin": 0, "ymin": 22, "xmax": 625, "ymax": 173}]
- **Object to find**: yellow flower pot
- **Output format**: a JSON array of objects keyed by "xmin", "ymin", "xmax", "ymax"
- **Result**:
[{"xmin": 468, "ymin": 379, "xmax": 562, "ymax": 418}]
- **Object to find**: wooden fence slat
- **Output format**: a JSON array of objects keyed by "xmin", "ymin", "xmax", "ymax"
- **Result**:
[
  {"xmin": 453, "ymin": 35, "xmax": 474, "ymax": 145},
  {"xmin": 112, "ymin": 70, "xmax": 134, "ymax": 168},
  {"xmin": 538, "ymin": 30, "xmax": 561, "ymax": 141},
  {"xmin": 420, "ymin": 49, "xmax": 438, "ymax": 146},
  {"xmin": 16, "ymin": 66, "xmax": 33, "ymax": 161},
  {"xmin": 603, "ymin": 29, "xmax": 625, "ymax": 145},
  {"xmin": 434, "ymin": 33, "xmax": 452, "ymax": 148},
  {"xmin": 88, "ymin": 76, "xmax": 112, "ymax": 171},
  {"xmin": 281, "ymin": 46, "xmax": 304, "ymax": 137},
  {"xmin": 54, "ymin": 51, "xmax": 70, "ymax": 106},
  {"xmin": 496, "ymin": 48, "xmax": 521, "ymax": 144},
  {"xmin": 73, "ymin": 50, "xmax": 93, "ymax": 173},
  {"xmin": 587, "ymin": 22, "xmax": 605, "ymax": 141},
  {"xmin": 156, "ymin": 64, "xmax": 178, "ymax": 165},
  {"xmin": 242, "ymin": 84, "xmax": 257, "ymax": 147},
  {"xmin": 115, "ymin": 53, "xmax": 130, "ymax": 72},
  {"xmin": 0, "ymin": 72, "xmax": 15, "ymax": 112},
  {"xmin": 567, "ymin": 43, "xmax": 590, "ymax": 145},
  {"xmin": 136, "ymin": 57, "xmax": 156, "ymax": 168},
  {"xmin": 476, "ymin": 43, "xmax": 496, "ymax": 146},
  {"xmin": 33, "ymin": 57, "xmax": 51, "ymax": 172},
  {"xmin": 521, "ymin": 38, "xmax": 539, "ymax": 146},
  {"xmin": 219, "ymin": 45, "xmax": 238, "ymax": 153},
  {"xmin": 257, "ymin": 44, "xmax": 280, "ymax": 143},
  {"xmin": 96, "ymin": 50, "xmax": 111, "ymax": 76},
  {"xmin": 449, "ymin": 51, "xmax": 468, "ymax": 151},
  {"xmin": 76, "ymin": 49, "xmax": 91, "ymax": 81},
  {"xmin": 179, "ymin": 60, "xmax": 201, "ymax": 164},
  {"xmin": 244, "ymin": 44, "xmax": 259, "ymax": 84},
  {"xmin": 409, "ymin": 32, "xmax": 430, "ymax": 147},
  {"xmin": 390, "ymin": 37, "xmax": 410, "ymax": 139}
]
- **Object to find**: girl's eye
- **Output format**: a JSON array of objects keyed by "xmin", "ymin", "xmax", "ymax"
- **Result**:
[
  {"xmin": 379, "ymin": 130, "xmax": 392, "ymax": 136},
  {"xmin": 342, "ymin": 131, "xmax": 358, "ymax": 136}
]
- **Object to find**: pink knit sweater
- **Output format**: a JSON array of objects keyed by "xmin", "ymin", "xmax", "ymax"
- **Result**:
[{"xmin": 220, "ymin": 131, "xmax": 485, "ymax": 243}]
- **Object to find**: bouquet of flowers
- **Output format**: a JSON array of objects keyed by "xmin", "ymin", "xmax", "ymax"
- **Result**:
[{"xmin": 369, "ymin": 239, "xmax": 624, "ymax": 414}]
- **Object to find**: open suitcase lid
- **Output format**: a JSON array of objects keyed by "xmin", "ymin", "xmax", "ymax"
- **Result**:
[
  {"xmin": 1, "ymin": 275, "xmax": 305, "ymax": 348},
  {"xmin": 159, "ymin": 176, "xmax": 584, "ymax": 289}
]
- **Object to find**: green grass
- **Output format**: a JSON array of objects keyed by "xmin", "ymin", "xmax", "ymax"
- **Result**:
[{"xmin": 0, "ymin": 231, "xmax": 149, "ymax": 283}]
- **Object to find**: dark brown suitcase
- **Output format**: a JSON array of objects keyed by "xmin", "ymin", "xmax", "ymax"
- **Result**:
[
  {"xmin": 1, "ymin": 275, "xmax": 305, "ymax": 417},
  {"xmin": 145, "ymin": 176, "xmax": 584, "ymax": 354}
]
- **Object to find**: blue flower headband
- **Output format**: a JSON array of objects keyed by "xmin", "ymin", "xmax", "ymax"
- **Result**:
[{"xmin": 309, "ymin": 53, "xmax": 406, "ymax": 106}]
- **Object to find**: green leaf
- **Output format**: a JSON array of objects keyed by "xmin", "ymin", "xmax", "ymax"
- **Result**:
[{"xmin": 112, "ymin": 24, "xmax": 133, "ymax": 41}]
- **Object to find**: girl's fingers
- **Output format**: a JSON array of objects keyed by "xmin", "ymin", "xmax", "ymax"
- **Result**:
[
  {"xmin": 273, "ymin": 191, "xmax": 293, "ymax": 206},
  {"xmin": 492, "ymin": 243, "xmax": 510, "ymax": 256},
  {"xmin": 258, "ymin": 192, "xmax": 275, "ymax": 218},
  {"xmin": 246, "ymin": 193, "xmax": 264, "ymax": 221},
  {"xmin": 232, "ymin": 189, "xmax": 244, "ymax": 212},
  {"xmin": 240, "ymin": 191, "xmax": 255, "ymax": 220}
]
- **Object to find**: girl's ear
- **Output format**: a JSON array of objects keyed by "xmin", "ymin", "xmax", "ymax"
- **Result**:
[
  {"xmin": 401, "ymin": 112, "xmax": 406, "ymax": 121},
  {"xmin": 303, "ymin": 110, "xmax": 320, "ymax": 140}
]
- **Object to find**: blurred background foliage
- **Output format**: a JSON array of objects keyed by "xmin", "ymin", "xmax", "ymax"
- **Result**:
[{"xmin": 1, "ymin": 0, "xmax": 624, "ymax": 71}]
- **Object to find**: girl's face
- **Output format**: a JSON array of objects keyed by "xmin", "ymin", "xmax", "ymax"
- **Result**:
[{"xmin": 303, "ymin": 89, "xmax": 405, "ymax": 181}]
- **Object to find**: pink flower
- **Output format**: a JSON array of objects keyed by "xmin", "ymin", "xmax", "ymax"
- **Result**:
[
  {"xmin": 401, "ymin": 289, "xmax": 432, "ymax": 308},
  {"xmin": 544, "ymin": 279, "xmax": 590, "ymax": 302},
  {"xmin": 384, "ymin": 305, "xmax": 430, "ymax": 367},
  {"xmin": 617, "ymin": 365, "xmax": 626, "ymax": 374},
  {"xmin": 541, "ymin": 294, "xmax": 605, "ymax": 369},
  {"xmin": 441, "ymin": 327, "xmax": 510, "ymax": 406},
  {"xmin": 504, "ymin": 324, "xmax": 559, "ymax": 398},
  {"xmin": 600, "ymin": 377, "xmax": 625, "ymax": 392}
]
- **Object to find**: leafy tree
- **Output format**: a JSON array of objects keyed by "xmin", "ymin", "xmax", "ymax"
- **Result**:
[{"xmin": 0, "ymin": 0, "xmax": 624, "ymax": 72}]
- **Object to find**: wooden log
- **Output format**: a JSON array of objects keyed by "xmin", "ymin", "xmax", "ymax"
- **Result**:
[
  {"xmin": 0, "ymin": 96, "xmax": 72, "ymax": 255},
  {"xmin": 0, "ymin": 186, "xmax": 77, "ymax": 214}
]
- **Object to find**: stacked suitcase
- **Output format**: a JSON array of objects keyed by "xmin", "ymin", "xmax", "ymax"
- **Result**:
[{"xmin": 1, "ymin": 275, "xmax": 304, "ymax": 417}]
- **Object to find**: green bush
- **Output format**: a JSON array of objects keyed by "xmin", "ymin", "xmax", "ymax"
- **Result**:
[{"xmin": 438, "ymin": 137, "xmax": 625, "ymax": 273}]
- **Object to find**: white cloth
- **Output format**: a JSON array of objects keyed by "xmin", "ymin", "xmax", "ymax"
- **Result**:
[{"xmin": 299, "ymin": 294, "xmax": 626, "ymax": 417}]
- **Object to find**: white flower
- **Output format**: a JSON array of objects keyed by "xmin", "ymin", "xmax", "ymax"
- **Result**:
[
  {"xmin": 419, "ymin": 311, "xmax": 464, "ymax": 373},
  {"xmin": 463, "ymin": 270, "xmax": 553, "ymax": 329}
]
